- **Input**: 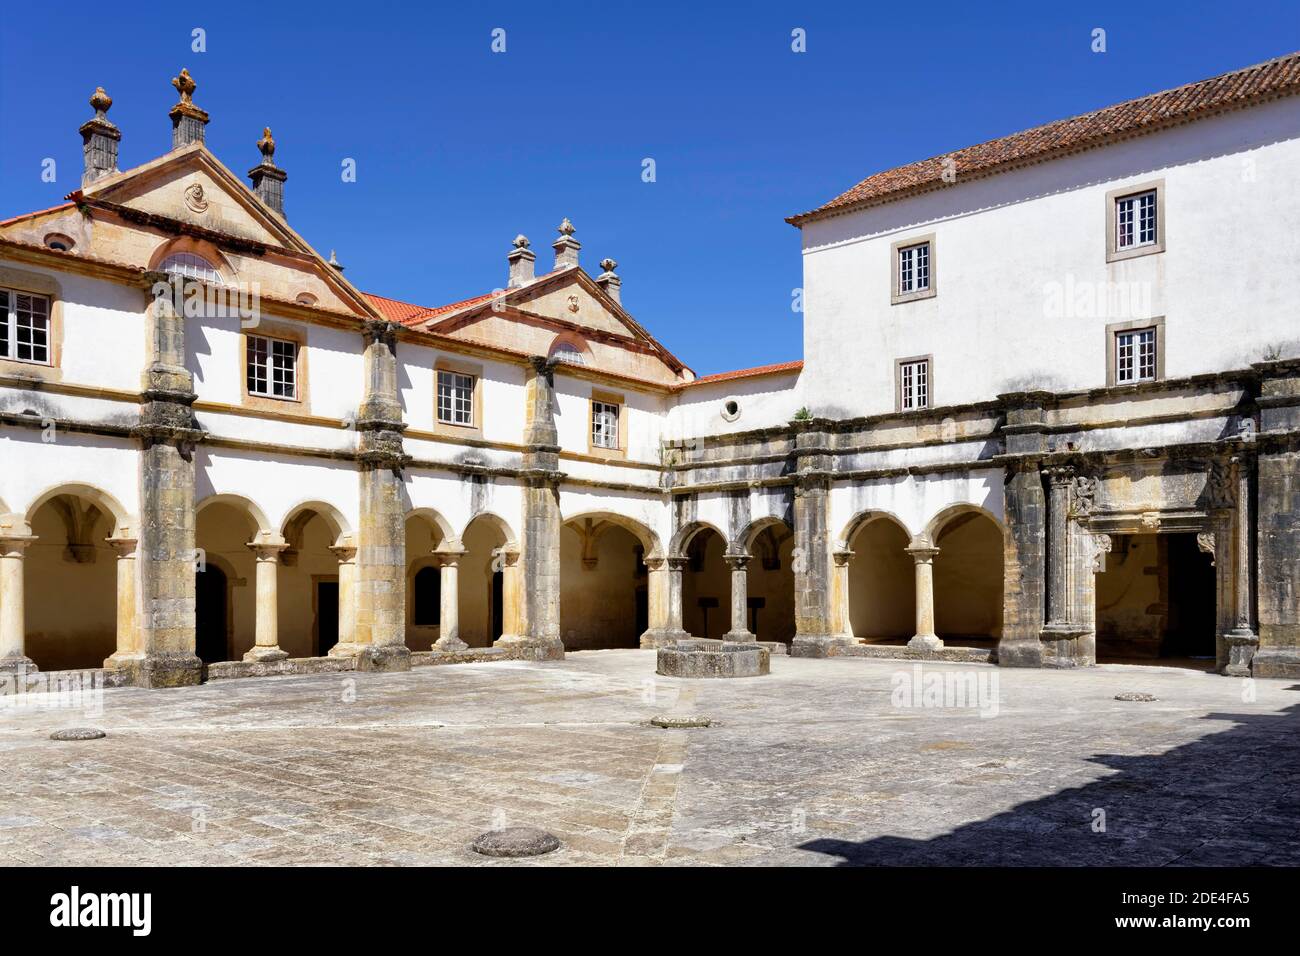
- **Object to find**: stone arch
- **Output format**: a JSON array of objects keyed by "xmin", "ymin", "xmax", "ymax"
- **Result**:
[
  {"xmin": 147, "ymin": 235, "xmax": 235, "ymax": 283},
  {"xmin": 563, "ymin": 510, "xmax": 662, "ymax": 560},
  {"xmin": 844, "ymin": 510, "xmax": 915, "ymax": 643},
  {"xmin": 24, "ymin": 483, "xmax": 133, "ymax": 537},
  {"xmin": 196, "ymin": 494, "xmax": 273, "ymax": 534},
  {"xmin": 194, "ymin": 495, "xmax": 271, "ymax": 663},
  {"xmin": 406, "ymin": 506, "xmax": 457, "ymax": 548},
  {"xmin": 456, "ymin": 511, "xmax": 518, "ymax": 647},
  {"xmin": 928, "ymin": 505, "xmax": 1005, "ymax": 646},
  {"xmin": 923, "ymin": 502, "xmax": 1005, "ymax": 545},
  {"xmin": 670, "ymin": 520, "xmax": 727, "ymax": 559},
  {"xmin": 559, "ymin": 513, "xmax": 659, "ymax": 650},
  {"xmin": 547, "ymin": 330, "xmax": 593, "ymax": 366},
  {"xmin": 736, "ymin": 515, "xmax": 796, "ymax": 644},
  {"xmin": 839, "ymin": 508, "xmax": 912, "ymax": 550},
  {"xmin": 459, "ymin": 510, "xmax": 518, "ymax": 550},
  {"xmin": 280, "ymin": 500, "xmax": 351, "ymax": 544}
]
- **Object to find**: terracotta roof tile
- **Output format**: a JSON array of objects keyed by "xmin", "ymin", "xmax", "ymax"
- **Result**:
[
  {"xmin": 363, "ymin": 290, "xmax": 502, "ymax": 327},
  {"xmin": 789, "ymin": 51, "xmax": 1300, "ymax": 226},
  {"xmin": 681, "ymin": 360, "xmax": 802, "ymax": 388}
]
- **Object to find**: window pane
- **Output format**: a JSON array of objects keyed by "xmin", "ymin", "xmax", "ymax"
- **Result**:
[
  {"xmin": 13, "ymin": 293, "xmax": 50, "ymax": 364},
  {"xmin": 592, "ymin": 400, "xmax": 619, "ymax": 448},
  {"xmin": 899, "ymin": 247, "xmax": 913, "ymax": 293},
  {"xmin": 437, "ymin": 371, "xmax": 475, "ymax": 425},
  {"xmin": 161, "ymin": 253, "xmax": 223, "ymax": 284},
  {"xmin": 0, "ymin": 290, "xmax": 8, "ymax": 358},
  {"xmin": 915, "ymin": 244, "xmax": 929, "ymax": 291},
  {"xmin": 1117, "ymin": 196, "xmax": 1134, "ymax": 248}
]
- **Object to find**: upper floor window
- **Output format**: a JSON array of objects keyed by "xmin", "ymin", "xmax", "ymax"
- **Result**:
[
  {"xmin": 247, "ymin": 333, "xmax": 297, "ymax": 399},
  {"xmin": 891, "ymin": 234, "xmax": 937, "ymax": 304},
  {"xmin": 1115, "ymin": 327, "xmax": 1157, "ymax": 384},
  {"xmin": 897, "ymin": 356, "xmax": 930, "ymax": 411},
  {"xmin": 437, "ymin": 370, "xmax": 475, "ymax": 426},
  {"xmin": 592, "ymin": 399, "xmax": 620, "ymax": 449},
  {"xmin": 0, "ymin": 289, "xmax": 51, "ymax": 365},
  {"xmin": 161, "ymin": 252, "xmax": 223, "ymax": 284},
  {"xmin": 1106, "ymin": 181, "xmax": 1165, "ymax": 262},
  {"xmin": 551, "ymin": 342, "xmax": 585, "ymax": 366}
]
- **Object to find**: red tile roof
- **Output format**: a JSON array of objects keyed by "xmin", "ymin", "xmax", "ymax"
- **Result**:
[
  {"xmin": 681, "ymin": 360, "xmax": 802, "ymax": 388},
  {"xmin": 363, "ymin": 289, "xmax": 501, "ymax": 328},
  {"xmin": 788, "ymin": 51, "xmax": 1300, "ymax": 226},
  {"xmin": 0, "ymin": 201, "xmax": 76, "ymax": 228}
]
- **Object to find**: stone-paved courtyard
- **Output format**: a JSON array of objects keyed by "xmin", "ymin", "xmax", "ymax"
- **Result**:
[{"xmin": 2, "ymin": 651, "xmax": 1298, "ymax": 866}]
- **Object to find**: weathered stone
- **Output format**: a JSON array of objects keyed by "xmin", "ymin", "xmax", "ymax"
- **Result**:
[
  {"xmin": 1114, "ymin": 692, "xmax": 1159, "ymax": 702},
  {"xmin": 49, "ymin": 728, "xmax": 106, "ymax": 741},
  {"xmin": 650, "ymin": 714, "xmax": 712, "ymax": 728},
  {"xmin": 471, "ymin": 826, "xmax": 561, "ymax": 858},
  {"xmin": 656, "ymin": 639, "xmax": 769, "ymax": 678}
]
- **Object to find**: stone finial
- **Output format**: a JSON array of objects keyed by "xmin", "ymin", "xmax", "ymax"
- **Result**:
[
  {"xmin": 328, "ymin": 250, "xmax": 345, "ymax": 273},
  {"xmin": 553, "ymin": 217, "xmax": 581, "ymax": 270},
  {"xmin": 169, "ymin": 68, "xmax": 210, "ymax": 149},
  {"xmin": 508, "ymin": 233, "xmax": 536, "ymax": 288},
  {"xmin": 596, "ymin": 257, "xmax": 621, "ymax": 303},
  {"xmin": 248, "ymin": 126, "xmax": 287, "ymax": 217},
  {"xmin": 79, "ymin": 86, "xmax": 121, "ymax": 187}
]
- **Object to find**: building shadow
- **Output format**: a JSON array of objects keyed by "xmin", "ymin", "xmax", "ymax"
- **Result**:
[{"xmin": 800, "ymin": 698, "xmax": 1300, "ymax": 866}]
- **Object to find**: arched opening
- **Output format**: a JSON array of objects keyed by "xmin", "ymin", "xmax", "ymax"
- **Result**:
[
  {"xmin": 847, "ymin": 514, "xmax": 915, "ymax": 643},
  {"xmin": 24, "ymin": 493, "xmax": 118, "ymax": 670},
  {"xmin": 932, "ymin": 510, "xmax": 1004, "ymax": 649},
  {"xmin": 278, "ymin": 507, "xmax": 345, "ymax": 658},
  {"xmin": 560, "ymin": 517, "xmax": 649, "ymax": 649},
  {"xmin": 743, "ymin": 520, "xmax": 796, "ymax": 645},
  {"xmin": 680, "ymin": 526, "xmax": 730, "ymax": 640},
  {"xmin": 1095, "ymin": 532, "xmax": 1216, "ymax": 668},
  {"xmin": 195, "ymin": 498, "xmax": 263, "ymax": 662},
  {"xmin": 404, "ymin": 511, "xmax": 448, "ymax": 650},
  {"xmin": 460, "ymin": 515, "xmax": 510, "ymax": 647}
]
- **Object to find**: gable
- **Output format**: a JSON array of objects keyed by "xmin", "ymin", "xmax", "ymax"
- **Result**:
[{"xmin": 510, "ymin": 278, "xmax": 632, "ymax": 338}]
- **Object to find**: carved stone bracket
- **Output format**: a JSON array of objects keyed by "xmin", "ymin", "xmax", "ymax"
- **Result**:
[
  {"xmin": 1090, "ymin": 533, "xmax": 1112, "ymax": 572},
  {"xmin": 1197, "ymin": 531, "xmax": 1217, "ymax": 566},
  {"xmin": 1204, "ymin": 460, "xmax": 1236, "ymax": 510}
]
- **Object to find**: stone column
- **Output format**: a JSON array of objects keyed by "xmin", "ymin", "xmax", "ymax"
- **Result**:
[
  {"xmin": 103, "ymin": 535, "xmax": 140, "ymax": 668},
  {"xmin": 244, "ymin": 537, "xmax": 288, "ymax": 662},
  {"xmin": 831, "ymin": 547, "xmax": 854, "ymax": 640},
  {"xmin": 329, "ymin": 541, "xmax": 358, "ymax": 654},
  {"xmin": 433, "ymin": 547, "xmax": 467, "ymax": 652},
  {"xmin": 494, "ymin": 547, "xmax": 523, "ymax": 641},
  {"xmin": 906, "ymin": 544, "xmax": 942, "ymax": 650},
  {"xmin": 353, "ymin": 319, "xmax": 411, "ymax": 672},
  {"xmin": 133, "ymin": 274, "xmax": 204, "ymax": 687},
  {"xmin": 1038, "ymin": 464, "xmax": 1087, "ymax": 666},
  {"xmin": 497, "ymin": 357, "xmax": 564, "ymax": 661},
  {"xmin": 790, "ymin": 422, "xmax": 848, "ymax": 658},
  {"xmin": 998, "ymin": 394, "xmax": 1053, "ymax": 668},
  {"xmin": 639, "ymin": 556, "xmax": 688, "ymax": 648},
  {"xmin": 0, "ymin": 520, "xmax": 37, "ymax": 673},
  {"xmin": 1222, "ymin": 455, "xmax": 1258, "ymax": 676},
  {"xmin": 722, "ymin": 552, "xmax": 756, "ymax": 642}
]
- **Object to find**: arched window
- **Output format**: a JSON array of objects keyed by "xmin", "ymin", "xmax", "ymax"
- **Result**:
[
  {"xmin": 412, "ymin": 565, "xmax": 441, "ymax": 626},
  {"xmin": 550, "ymin": 341, "xmax": 585, "ymax": 366},
  {"xmin": 160, "ymin": 252, "xmax": 223, "ymax": 284}
]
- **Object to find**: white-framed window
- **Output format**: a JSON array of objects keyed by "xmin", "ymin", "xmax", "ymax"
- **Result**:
[
  {"xmin": 160, "ymin": 252, "xmax": 223, "ymax": 284},
  {"xmin": 592, "ymin": 400, "xmax": 620, "ymax": 449},
  {"xmin": 247, "ymin": 333, "xmax": 297, "ymax": 399},
  {"xmin": 898, "ymin": 358, "xmax": 930, "ymax": 410},
  {"xmin": 0, "ymin": 289, "xmax": 52, "ymax": 365},
  {"xmin": 1115, "ymin": 190, "xmax": 1157, "ymax": 250},
  {"xmin": 550, "ymin": 342, "xmax": 585, "ymax": 366},
  {"xmin": 1115, "ymin": 327, "xmax": 1157, "ymax": 384},
  {"xmin": 436, "ymin": 370, "xmax": 475, "ymax": 426},
  {"xmin": 897, "ymin": 242, "xmax": 930, "ymax": 295}
]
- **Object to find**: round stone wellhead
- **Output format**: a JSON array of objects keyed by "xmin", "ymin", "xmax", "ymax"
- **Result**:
[
  {"xmin": 470, "ymin": 826, "xmax": 561, "ymax": 858},
  {"xmin": 49, "ymin": 728, "xmax": 107, "ymax": 741},
  {"xmin": 1113, "ymin": 692, "xmax": 1159, "ymax": 702}
]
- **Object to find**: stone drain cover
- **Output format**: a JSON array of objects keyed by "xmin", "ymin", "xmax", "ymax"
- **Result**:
[
  {"xmin": 1114, "ymin": 692, "xmax": 1159, "ymax": 702},
  {"xmin": 650, "ymin": 714, "xmax": 712, "ymax": 728},
  {"xmin": 471, "ymin": 826, "xmax": 561, "ymax": 858},
  {"xmin": 49, "ymin": 728, "xmax": 106, "ymax": 741}
]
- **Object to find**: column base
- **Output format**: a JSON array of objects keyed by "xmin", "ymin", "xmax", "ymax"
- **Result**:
[
  {"xmin": 103, "ymin": 651, "xmax": 144, "ymax": 671},
  {"xmin": 1039, "ymin": 623, "xmax": 1093, "ymax": 668},
  {"xmin": 908, "ymin": 634, "xmax": 944, "ymax": 651},
  {"xmin": 790, "ymin": 634, "xmax": 855, "ymax": 658},
  {"xmin": 327, "ymin": 641, "xmax": 369, "ymax": 658},
  {"xmin": 243, "ymin": 646, "xmax": 289, "ymax": 663},
  {"xmin": 722, "ymin": 629, "xmax": 756, "ymax": 642},
  {"xmin": 1220, "ymin": 628, "xmax": 1258, "ymax": 677},
  {"xmin": 131, "ymin": 653, "xmax": 204, "ymax": 688},
  {"xmin": 493, "ymin": 635, "xmax": 565, "ymax": 661},
  {"xmin": 639, "ymin": 628, "xmax": 689, "ymax": 649},
  {"xmin": 433, "ymin": 635, "xmax": 469, "ymax": 652},
  {"xmin": 995, "ymin": 638, "xmax": 1043, "ymax": 668},
  {"xmin": 355, "ymin": 644, "xmax": 412, "ymax": 672},
  {"xmin": 0, "ymin": 655, "xmax": 38, "ymax": 675},
  {"xmin": 1250, "ymin": 646, "xmax": 1300, "ymax": 679}
]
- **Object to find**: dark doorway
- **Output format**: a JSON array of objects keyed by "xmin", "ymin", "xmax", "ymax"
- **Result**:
[
  {"xmin": 635, "ymin": 586, "xmax": 648, "ymax": 636},
  {"xmin": 1163, "ymin": 533, "xmax": 1216, "ymax": 660},
  {"xmin": 491, "ymin": 570, "xmax": 504, "ymax": 640},
  {"xmin": 316, "ymin": 580, "xmax": 339, "ymax": 656},
  {"xmin": 195, "ymin": 566, "xmax": 227, "ymax": 664}
]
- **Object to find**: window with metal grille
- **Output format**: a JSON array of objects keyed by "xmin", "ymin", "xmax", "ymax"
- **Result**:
[
  {"xmin": 592, "ymin": 400, "xmax": 620, "ymax": 449},
  {"xmin": 160, "ymin": 252, "xmax": 223, "ymax": 284},
  {"xmin": 247, "ymin": 334, "xmax": 297, "ymax": 399},
  {"xmin": 897, "ymin": 242, "xmax": 930, "ymax": 295},
  {"xmin": 899, "ymin": 359, "xmax": 929, "ymax": 410},
  {"xmin": 0, "ymin": 289, "xmax": 51, "ymax": 365},
  {"xmin": 436, "ymin": 370, "xmax": 474, "ymax": 425},
  {"xmin": 1116, "ymin": 191, "xmax": 1157, "ymax": 250},
  {"xmin": 1115, "ymin": 328, "xmax": 1157, "ymax": 383}
]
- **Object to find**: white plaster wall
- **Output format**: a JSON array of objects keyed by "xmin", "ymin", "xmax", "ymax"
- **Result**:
[
  {"xmin": 666, "ymin": 371, "xmax": 802, "ymax": 440},
  {"xmin": 828, "ymin": 469, "xmax": 1005, "ymax": 542},
  {"xmin": 194, "ymin": 447, "xmax": 359, "ymax": 534},
  {"xmin": 0, "ymin": 429, "xmax": 138, "ymax": 529},
  {"xmin": 403, "ymin": 470, "xmax": 523, "ymax": 542},
  {"xmin": 800, "ymin": 98, "xmax": 1300, "ymax": 418},
  {"xmin": 59, "ymin": 272, "xmax": 147, "ymax": 392},
  {"xmin": 399, "ymin": 340, "xmax": 526, "ymax": 441},
  {"xmin": 559, "ymin": 488, "xmax": 670, "ymax": 551}
]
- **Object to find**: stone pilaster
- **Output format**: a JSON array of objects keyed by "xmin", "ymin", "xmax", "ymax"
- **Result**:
[
  {"xmin": 132, "ymin": 276, "xmax": 204, "ymax": 687},
  {"xmin": 0, "ymin": 519, "xmax": 37, "ymax": 674},
  {"xmin": 329, "ymin": 541, "xmax": 358, "ymax": 653},
  {"xmin": 244, "ymin": 535, "xmax": 288, "ymax": 662},
  {"xmin": 103, "ymin": 536, "xmax": 140, "ymax": 669},
  {"xmin": 905, "ymin": 544, "xmax": 942, "ymax": 650},
  {"xmin": 352, "ymin": 319, "xmax": 411, "ymax": 671},
  {"xmin": 433, "ymin": 546, "xmax": 468, "ymax": 652},
  {"xmin": 1039, "ymin": 464, "xmax": 1089, "ymax": 667},
  {"xmin": 999, "ymin": 458, "xmax": 1046, "ymax": 667},
  {"xmin": 1222, "ymin": 455, "xmax": 1258, "ymax": 676},
  {"xmin": 789, "ymin": 418, "xmax": 848, "ymax": 658},
  {"xmin": 830, "ymin": 547, "xmax": 854, "ymax": 640},
  {"xmin": 639, "ymin": 556, "xmax": 689, "ymax": 648},
  {"xmin": 496, "ymin": 357, "xmax": 564, "ymax": 660},
  {"xmin": 722, "ymin": 552, "xmax": 756, "ymax": 642},
  {"xmin": 1249, "ymin": 359, "xmax": 1300, "ymax": 678}
]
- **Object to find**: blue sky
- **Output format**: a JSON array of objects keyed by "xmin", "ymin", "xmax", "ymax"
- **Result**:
[{"xmin": 1, "ymin": 2, "xmax": 1296, "ymax": 374}]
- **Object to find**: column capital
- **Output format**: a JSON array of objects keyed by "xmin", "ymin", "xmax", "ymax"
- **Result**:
[
  {"xmin": 832, "ymin": 548, "xmax": 855, "ymax": 567},
  {"xmin": 666, "ymin": 555, "xmax": 691, "ymax": 572},
  {"xmin": 723, "ymin": 552, "xmax": 751, "ymax": 572},
  {"xmin": 433, "ymin": 547, "xmax": 465, "ymax": 568},
  {"xmin": 643, "ymin": 555, "xmax": 666, "ymax": 571},
  {"xmin": 105, "ymin": 535, "xmax": 139, "ymax": 558},
  {"xmin": 329, "ymin": 544, "xmax": 358, "ymax": 563},
  {"xmin": 905, "ymin": 545, "xmax": 939, "ymax": 563},
  {"xmin": 246, "ymin": 534, "xmax": 289, "ymax": 560}
]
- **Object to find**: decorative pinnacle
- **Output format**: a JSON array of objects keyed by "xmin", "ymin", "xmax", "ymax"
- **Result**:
[
  {"xmin": 328, "ymin": 249, "xmax": 344, "ymax": 271},
  {"xmin": 172, "ymin": 68, "xmax": 197, "ymax": 105},
  {"xmin": 89, "ymin": 87, "xmax": 113, "ymax": 117},
  {"xmin": 557, "ymin": 217, "xmax": 575, "ymax": 237},
  {"xmin": 513, "ymin": 234, "xmax": 530, "ymax": 249},
  {"xmin": 599, "ymin": 258, "xmax": 618, "ymax": 273},
  {"xmin": 257, "ymin": 127, "xmax": 276, "ymax": 162}
]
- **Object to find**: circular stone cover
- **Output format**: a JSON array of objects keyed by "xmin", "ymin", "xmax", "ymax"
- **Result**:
[
  {"xmin": 471, "ymin": 826, "xmax": 561, "ymax": 858},
  {"xmin": 650, "ymin": 714, "xmax": 712, "ymax": 728},
  {"xmin": 49, "ymin": 728, "xmax": 106, "ymax": 741},
  {"xmin": 1113, "ymin": 692, "xmax": 1159, "ymax": 702}
]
